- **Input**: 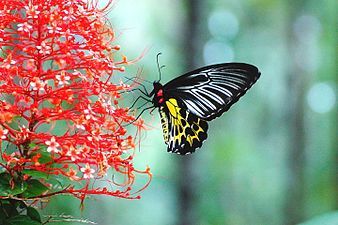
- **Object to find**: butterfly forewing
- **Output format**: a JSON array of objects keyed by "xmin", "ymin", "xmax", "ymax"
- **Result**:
[
  {"xmin": 160, "ymin": 98, "xmax": 208, "ymax": 154},
  {"xmin": 163, "ymin": 63, "xmax": 260, "ymax": 121}
]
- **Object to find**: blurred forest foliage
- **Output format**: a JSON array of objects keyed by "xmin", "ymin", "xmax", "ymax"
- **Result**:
[{"xmin": 43, "ymin": 0, "xmax": 337, "ymax": 224}]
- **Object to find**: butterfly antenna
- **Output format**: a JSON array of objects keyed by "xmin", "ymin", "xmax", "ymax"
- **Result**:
[{"xmin": 156, "ymin": 53, "xmax": 165, "ymax": 82}]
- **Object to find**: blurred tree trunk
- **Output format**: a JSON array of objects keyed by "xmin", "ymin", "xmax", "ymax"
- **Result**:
[
  {"xmin": 177, "ymin": 0, "xmax": 203, "ymax": 225},
  {"xmin": 283, "ymin": 0, "xmax": 307, "ymax": 224}
]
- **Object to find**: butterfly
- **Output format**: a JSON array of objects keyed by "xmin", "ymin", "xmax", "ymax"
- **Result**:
[{"xmin": 133, "ymin": 62, "xmax": 260, "ymax": 155}]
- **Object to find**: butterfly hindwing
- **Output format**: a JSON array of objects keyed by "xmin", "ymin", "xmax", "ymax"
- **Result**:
[
  {"xmin": 163, "ymin": 63, "xmax": 260, "ymax": 121},
  {"xmin": 160, "ymin": 98, "xmax": 208, "ymax": 155}
]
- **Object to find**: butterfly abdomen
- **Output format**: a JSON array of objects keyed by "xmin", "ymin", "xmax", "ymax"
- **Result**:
[{"xmin": 159, "ymin": 107, "xmax": 169, "ymax": 144}]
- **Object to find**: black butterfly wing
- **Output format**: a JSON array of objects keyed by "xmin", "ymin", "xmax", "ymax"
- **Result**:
[
  {"xmin": 163, "ymin": 63, "xmax": 260, "ymax": 121},
  {"xmin": 159, "ymin": 98, "xmax": 208, "ymax": 155}
]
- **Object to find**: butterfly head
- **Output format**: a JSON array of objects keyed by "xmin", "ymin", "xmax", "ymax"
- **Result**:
[{"xmin": 151, "ymin": 82, "xmax": 164, "ymax": 107}]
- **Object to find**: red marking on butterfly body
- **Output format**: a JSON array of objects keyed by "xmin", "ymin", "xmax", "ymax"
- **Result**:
[
  {"xmin": 157, "ymin": 89, "xmax": 163, "ymax": 97},
  {"xmin": 159, "ymin": 98, "xmax": 164, "ymax": 104}
]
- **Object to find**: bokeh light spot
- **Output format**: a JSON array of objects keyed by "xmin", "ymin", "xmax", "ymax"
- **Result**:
[
  {"xmin": 307, "ymin": 82, "xmax": 336, "ymax": 113},
  {"xmin": 293, "ymin": 14, "xmax": 321, "ymax": 42}
]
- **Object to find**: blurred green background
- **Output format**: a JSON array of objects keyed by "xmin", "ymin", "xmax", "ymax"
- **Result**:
[{"xmin": 42, "ymin": 0, "xmax": 337, "ymax": 224}]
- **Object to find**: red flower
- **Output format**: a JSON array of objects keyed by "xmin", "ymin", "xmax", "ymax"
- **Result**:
[
  {"xmin": 80, "ymin": 163, "xmax": 95, "ymax": 179},
  {"xmin": 0, "ymin": 0, "xmax": 151, "ymax": 204},
  {"xmin": 45, "ymin": 136, "xmax": 60, "ymax": 153}
]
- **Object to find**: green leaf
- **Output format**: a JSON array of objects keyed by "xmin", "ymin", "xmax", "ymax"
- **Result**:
[
  {"xmin": 27, "ymin": 207, "xmax": 42, "ymax": 222},
  {"xmin": 0, "ymin": 174, "xmax": 11, "ymax": 196},
  {"xmin": 0, "ymin": 173, "xmax": 27, "ymax": 196},
  {"xmin": 22, "ymin": 170, "xmax": 49, "ymax": 180},
  {"xmin": 47, "ymin": 174, "xmax": 74, "ymax": 189},
  {"xmin": 0, "ymin": 209, "xmax": 6, "ymax": 223},
  {"xmin": 61, "ymin": 100, "xmax": 73, "ymax": 110},
  {"xmin": 7, "ymin": 116, "xmax": 21, "ymax": 131},
  {"xmin": 28, "ymin": 142, "xmax": 37, "ymax": 148},
  {"xmin": 22, "ymin": 180, "xmax": 49, "ymax": 198},
  {"xmin": 0, "ymin": 201, "xmax": 19, "ymax": 218},
  {"xmin": 0, "ymin": 172, "xmax": 11, "ymax": 182},
  {"xmin": 21, "ymin": 170, "xmax": 71, "ymax": 191},
  {"xmin": 7, "ymin": 215, "xmax": 41, "ymax": 225},
  {"xmin": 33, "ymin": 150, "xmax": 52, "ymax": 164}
]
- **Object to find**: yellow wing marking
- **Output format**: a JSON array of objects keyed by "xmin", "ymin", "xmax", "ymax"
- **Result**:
[
  {"xmin": 185, "ymin": 118, "xmax": 205, "ymax": 146},
  {"xmin": 166, "ymin": 98, "xmax": 179, "ymax": 118},
  {"xmin": 165, "ymin": 98, "xmax": 208, "ymax": 153}
]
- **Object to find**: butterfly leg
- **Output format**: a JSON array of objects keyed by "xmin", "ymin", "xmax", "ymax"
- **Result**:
[
  {"xmin": 129, "ymin": 95, "xmax": 152, "ymax": 110},
  {"xmin": 124, "ymin": 106, "xmax": 155, "ymax": 127},
  {"xmin": 149, "ymin": 107, "xmax": 156, "ymax": 115}
]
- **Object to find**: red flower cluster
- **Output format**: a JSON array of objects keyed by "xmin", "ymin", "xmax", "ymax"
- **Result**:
[{"xmin": 0, "ymin": 0, "xmax": 151, "ymax": 203}]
